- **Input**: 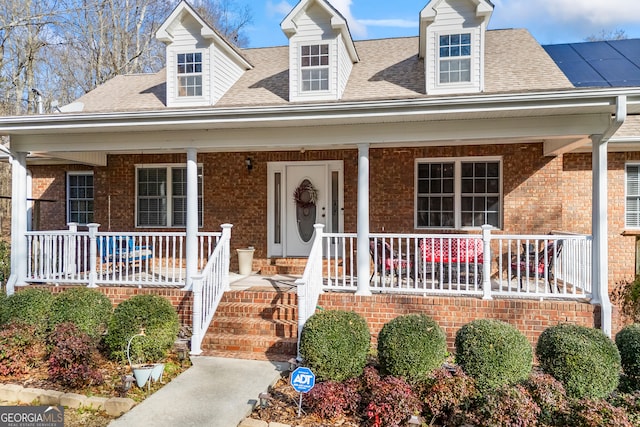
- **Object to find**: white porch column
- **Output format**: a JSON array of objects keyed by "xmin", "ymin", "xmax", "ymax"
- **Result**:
[
  {"xmin": 356, "ymin": 143, "xmax": 371, "ymax": 295},
  {"xmin": 591, "ymin": 134, "xmax": 612, "ymax": 337},
  {"xmin": 185, "ymin": 148, "xmax": 199, "ymax": 290},
  {"xmin": 7, "ymin": 151, "xmax": 28, "ymax": 294}
]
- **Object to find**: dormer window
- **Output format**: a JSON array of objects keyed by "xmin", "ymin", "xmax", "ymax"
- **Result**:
[
  {"xmin": 177, "ymin": 52, "xmax": 203, "ymax": 97},
  {"xmin": 301, "ymin": 44, "xmax": 329, "ymax": 91},
  {"xmin": 439, "ymin": 33, "xmax": 471, "ymax": 84}
]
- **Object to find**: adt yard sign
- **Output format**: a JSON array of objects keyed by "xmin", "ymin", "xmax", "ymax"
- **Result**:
[{"xmin": 291, "ymin": 367, "xmax": 315, "ymax": 393}]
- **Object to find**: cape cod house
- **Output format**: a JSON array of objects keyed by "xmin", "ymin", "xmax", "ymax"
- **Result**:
[{"xmin": 1, "ymin": 0, "xmax": 639, "ymax": 358}]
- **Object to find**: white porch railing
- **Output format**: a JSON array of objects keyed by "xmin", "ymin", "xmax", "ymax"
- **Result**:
[
  {"xmin": 295, "ymin": 224, "xmax": 326, "ymax": 359},
  {"xmin": 190, "ymin": 224, "xmax": 232, "ymax": 355},
  {"xmin": 295, "ymin": 227, "xmax": 592, "ymax": 340},
  {"xmin": 25, "ymin": 224, "xmax": 222, "ymax": 287}
]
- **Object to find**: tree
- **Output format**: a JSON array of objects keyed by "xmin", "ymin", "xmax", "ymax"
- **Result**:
[
  {"xmin": 0, "ymin": 0, "xmax": 253, "ymax": 115},
  {"xmin": 585, "ymin": 29, "xmax": 628, "ymax": 42}
]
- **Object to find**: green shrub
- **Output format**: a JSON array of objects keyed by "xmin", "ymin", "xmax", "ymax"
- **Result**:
[
  {"xmin": 616, "ymin": 324, "xmax": 640, "ymax": 386},
  {"xmin": 454, "ymin": 319, "xmax": 533, "ymax": 392},
  {"xmin": 49, "ymin": 288, "xmax": 113, "ymax": 339},
  {"xmin": 0, "ymin": 240, "xmax": 9, "ymax": 290},
  {"xmin": 299, "ymin": 310, "xmax": 370, "ymax": 382},
  {"xmin": 612, "ymin": 277, "xmax": 640, "ymax": 323},
  {"xmin": 377, "ymin": 314, "xmax": 447, "ymax": 381},
  {"xmin": 536, "ymin": 323, "xmax": 620, "ymax": 399},
  {"xmin": 2, "ymin": 288, "xmax": 54, "ymax": 332},
  {"xmin": 104, "ymin": 295, "xmax": 180, "ymax": 363}
]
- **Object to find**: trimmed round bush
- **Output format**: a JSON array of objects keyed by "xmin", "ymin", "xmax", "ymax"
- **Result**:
[
  {"xmin": 536, "ymin": 323, "xmax": 620, "ymax": 399},
  {"xmin": 299, "ymin": 310, "xmax": 370, "ymax": 382},
  {"xmin": 377, "ymin": 314, "xmax": 447, "ymax": 381},
  {"xmin": 455, "ymin": 319, "xmax": 533, "ymax": 392},
  {"xmin": 48, "ymin": 288, "xmax": 113, "ymax": 339},
  {"xmin": 2, "ymin": 288, "xmax": 54, "ymax": 332},
  {"xmin": 104, "ymin": 294, "xmax": 180, "ymax": 363},
  {"xmin": 616, "ymin": 324, "xmax": 640, "ymax": 381}
]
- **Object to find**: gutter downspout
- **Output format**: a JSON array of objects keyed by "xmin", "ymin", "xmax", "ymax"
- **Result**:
[{"xmin": 592, "ymin": 95, "xmax": 626, "ymax": 337}]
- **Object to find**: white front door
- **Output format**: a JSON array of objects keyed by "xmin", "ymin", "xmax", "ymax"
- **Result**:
[{"xmin": 268, "ymin": 161, "xmax": 343, "ymax": 257}]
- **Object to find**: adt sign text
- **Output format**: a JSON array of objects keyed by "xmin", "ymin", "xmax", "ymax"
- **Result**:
[{"xmin": 290, "ymin": 367, "xmax": 315, "ymax": 393}]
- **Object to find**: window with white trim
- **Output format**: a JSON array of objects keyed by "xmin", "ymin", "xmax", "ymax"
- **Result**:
[
  {"xmin": 416, "ymin": 158, "xmax": 501, "ymax": 229},
  {"xmin": 67, "ymin": 172, "xmax": 94, "ymax": 225},
  {"xmin": 439, "ymin": 33, "xmax": 471, "ymax": 84},
  {"xmin": 177, "ymin": 52, "xmax": 203, "ymax": 97},
  {"xmin": 301, "ymin": 44, "xmax": 329, "ymax": 91},
  {"xmin": 136, "ymin": 165, "xmax": 203, "ymax": 228},
  {"xmin": 626, "ymin": 164, "xmax": 640, "ymax": 228}
]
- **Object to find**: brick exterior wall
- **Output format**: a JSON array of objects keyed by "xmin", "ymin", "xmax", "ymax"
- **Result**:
[{"xmin": 26, "ymin": 143, "xmax": 640, "ymax": 334}]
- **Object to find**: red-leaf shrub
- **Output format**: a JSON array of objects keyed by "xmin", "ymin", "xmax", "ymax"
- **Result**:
[
  {"xmin": 0, "ymin": 322, "xmax": 46, "ymax": 376},
  {"xmin": 305, "ymin": 379, "xmax": 361, "ymax": 419},
  {"xmin": 560, "ymin": 398, "xmax": 633, "ymax": 427},
  {"xmin": 523, "ymin": 372, "xmax": 568, "ymax": 425},
  {"xmin": 361, "ymin": 366, "xmax": 422, "ymax": 427},
  {"xmin": 464, "ymin": 384, "xmax": 540, "ymax": 427},
  {"xmin": 47, "ymin": 322, "xmax": 104, "ymax": 388},
  {"xmin": 420, "ymin": 365, "xmax": 476, "ymax": 425}
]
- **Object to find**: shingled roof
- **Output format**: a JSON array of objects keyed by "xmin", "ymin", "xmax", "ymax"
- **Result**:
[{"xmin": 69, "ymin": 28, "xmax": 573, "ymax": 114}]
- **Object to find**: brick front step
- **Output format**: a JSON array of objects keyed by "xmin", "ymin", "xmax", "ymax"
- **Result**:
[
  {"xmin": 202, "ymin": 333, "xmax": 297, "ymax": 357},
  {"xmin": 201, "ymin": 288, "xmax": 299, "ymax": 359},
  {"xmin": 211, "ymin": 316, "xmax": 297, "ymax": 339}
]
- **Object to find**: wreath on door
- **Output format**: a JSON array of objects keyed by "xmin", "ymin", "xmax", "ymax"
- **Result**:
[{"xmin": 293, "ymin": 180, "xmax": 318, "ymax": 209}]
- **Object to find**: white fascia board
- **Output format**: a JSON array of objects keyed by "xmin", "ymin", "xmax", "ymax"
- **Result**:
[{"xmin": 1, "ymin": 88, "xmax": 637, "ymax": 135}]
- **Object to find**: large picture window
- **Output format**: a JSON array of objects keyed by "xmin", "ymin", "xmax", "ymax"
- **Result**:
[
  {"xmin": 67, "ymin": 172, "xmax": 94, "ymax": 225},
  {"xmin": 439, "ymin": 33, "xmax": 471, "ymax": 84},
  {"xmin": 136, "ymin": 165, "xmax": 203, "ymax": 228},
  {"xmin": 177, "ymin": 52, "xmax": 202, "ymax": 97},
  {"xmin": 416, "ymin": 158, "xmax": 501, "ymax": 229},
  {"xmin": 626, "ymin": 164, "xmax": 640, "ymax": 228},
  {"xmin": 301, "ymin": 44, "xmax": 329, "ymax": 91}
]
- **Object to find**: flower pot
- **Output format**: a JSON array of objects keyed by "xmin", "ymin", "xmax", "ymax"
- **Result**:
[
  {"xmin": 131, "ymin": 364, "xmax": 154, "ymax": 388},
  {"xmin": 237, "ymin": 248, "xmax": 255, "ymax": 275},
  {"xmin": 150, "ymin": 363, "xmax": 165, "ymax": 382}
]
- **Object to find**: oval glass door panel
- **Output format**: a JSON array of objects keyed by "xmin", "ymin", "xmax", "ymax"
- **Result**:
[{"xmin": 294, "ymin": 179, "xmax": 317, "ymax": 242}]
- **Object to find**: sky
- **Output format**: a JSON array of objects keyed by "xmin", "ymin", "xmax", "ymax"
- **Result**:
[{"xmin": 245, "ymin": 0, "xmax": 640, "ymax": 48}]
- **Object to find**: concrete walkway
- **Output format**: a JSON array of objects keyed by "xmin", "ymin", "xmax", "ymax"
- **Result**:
[{"xmin": 109, "ymin": 357, "xmax": 288, "ymax": 427}]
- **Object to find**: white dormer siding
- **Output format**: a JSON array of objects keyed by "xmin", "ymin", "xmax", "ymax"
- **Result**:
[
  {"xmin": 157, "ymin": 1, "xmax": 252, "ymax": 108},
  {"xmin": 420, "ymin": 0, "xmax": 493, "ymax": 96},
  {"xmin": 282, "ymin": 0, "xmax": 359, "ymax": 103}
]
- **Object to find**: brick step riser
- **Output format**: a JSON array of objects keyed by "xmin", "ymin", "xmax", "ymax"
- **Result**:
[
  {"xmin": 220, "ymin": 292, "xmax": 298, "ymax": 305},
  {"xmin": 259, "ymin": 266, "xmax": 306, "ymax": 276},
  {"xmin": 210, "ymin": 320, "xmax": 298, "ymax": 339},
  {"xmin": 214, "ymin": 305, "xmax": 298, "ymax": 320},
  {"xmin": 202, "ymin": 335, "xmax": 297, "ymax": 354}
]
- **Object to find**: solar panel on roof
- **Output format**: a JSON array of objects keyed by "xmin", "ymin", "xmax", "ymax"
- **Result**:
[{"xmin": 543, "ymin": 39, "xmax": 640, "ymax": 88}]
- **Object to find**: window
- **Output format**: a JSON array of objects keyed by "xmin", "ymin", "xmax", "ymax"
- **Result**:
[
  {"xmin": 439, "ymin": 33, "xmax": 471, "ymax": 84},
  {"xmin": 301, "ymin": 44, "xmax": 329, "ymax": 91},
  {"xmin": 67, "ymin": 172, "xmax": 94, "ymax": 225},
  {"xmin": 177, "ymin": 53, "xmax": 202, "ymax": 97},
  {"xmin": 416, "ymin": 159, "xmax": 501, "ymax": 229},
  {"xmin": 626, "ymin": 164, "xmax": 640, "ymax": 228},
  {"xmin": 136, "ymin": 166, "xmax": 203, "ymax": 227}
]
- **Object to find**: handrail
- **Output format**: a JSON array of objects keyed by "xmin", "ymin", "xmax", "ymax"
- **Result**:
[
  {"xmin": 190, "ymin": 224, "xmax": 232, "ymax": 356},
  {"xmin": 295, "ymin": 224, "xmax": 325, "ymax": 360}
]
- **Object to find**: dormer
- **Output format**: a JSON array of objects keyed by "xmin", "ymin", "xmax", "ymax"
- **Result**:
[
  {"xmin": 419, "ymin": 0, "xmax": 493, "ymax": 95},
  {"xmin": 156, "ymin": 1, "xmax": 252, "ymax": 108},
  {"xmin": 281, "ymin": 0, "xmax": 359, "ymax": 103}
]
